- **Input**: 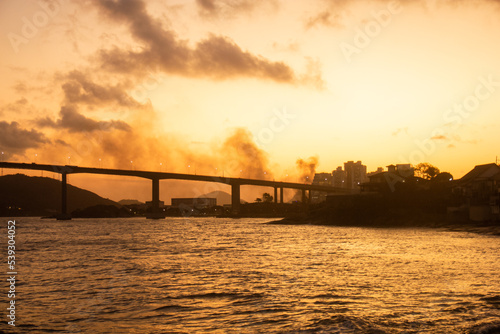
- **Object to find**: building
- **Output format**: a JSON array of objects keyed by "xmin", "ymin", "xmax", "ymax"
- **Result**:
[
  {"xmin": 171, "ymin": 198, "xmax": 217, "ymax": 210},
  {"xmin": 332, "ymin": 166, "xmax": 346, "ymax": 188},
  {"xmin": 310, "ymin": 160, "xmax": 368, "ymax": 202},
  {"xmin": 361, "ymin": 164, "xmax": 419, "ymax": 193},
  {"xmin": 367, "ymin": 167, "xmax": 384, "ymax": 178},
  {"xmin": 312, "ymin": 173, "xmax": 333, "ymax": 185},
  {"xmin": 311, "ymin": 173, "xmax": 333, "ymax": 202},
  {"xmin": 387, "ymin": 164, "xmax": 414, "ymax": 178},
  {"xmin": 450, "ymin": 163, "xmax": 500, "ymax": 222},
  {"xmin": 343, "ymin": 161, "xmax": 367, "ymax": 190},
  {"xmin": 145, "ymin": 200, "xmax": 165, "ymax": 208}
]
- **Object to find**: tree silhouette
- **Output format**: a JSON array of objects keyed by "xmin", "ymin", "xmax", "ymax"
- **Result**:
[
  {"xmin": 415, "ymin": 163, "xmax": 440, "ymax": 180},
  {"xmin": 262, "ymin": 193, "xmax": 273, "ymax": 203},
  {"xmin": 433, "ymin": 172, "xmax": 453, "ymax": 183}
]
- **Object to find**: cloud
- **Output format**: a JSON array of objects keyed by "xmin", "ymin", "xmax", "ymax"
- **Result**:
[
  {"xmin": 299, "ymin": 58, "xmax": 326, "ymax": 90},
  {"xmin": 94, "ymin": 0, "xmax": 295, "ymax": 83},
  {"xmin": 193, "ymin": 35, "xmax": 294, "ymax": 81},
  {"xmin": 61, "ymin": 70, "xmax": 140, "ymax": 108},
  {"xmin": 430, "ymin": 134, "xmax": 447, "ymax": 140},
  {"xmin": 0, "ymin": 121, "xmax": 49, "ymax": 155},
  {"xmin": 37, "ymin": 105, "xmax": 131, "ymax": 133},
  {"xmin": 0, "ymin": 97, "xmax": 29, "ymax": 115},
  {"xmin": 305, "ymin": 11, "xmax": 342, "ymax": 29},
  {"xmin": 272, "ymin": 41, "xmax": 300, "ymax": 53},
  {"xmin": 196, "ymin": 0, "xmax": 217, "ymax": 14},
  {"xmin": 195, "ymin": 0, "xmax": 277, "ymax": 18}
]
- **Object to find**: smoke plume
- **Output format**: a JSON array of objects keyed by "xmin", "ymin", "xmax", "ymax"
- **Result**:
[{"xmin": 296, "ymin": 156, "xmax": 318, "ymax": 183}]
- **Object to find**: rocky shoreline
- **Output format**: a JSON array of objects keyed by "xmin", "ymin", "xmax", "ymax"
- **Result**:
[{"xmin": 268, "ymin": 215, "xmax": 500, "ymax": 237}]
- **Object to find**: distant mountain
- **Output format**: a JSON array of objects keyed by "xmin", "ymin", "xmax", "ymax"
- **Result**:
[
  {"xmin": 198, "ymin": 190, "xmax": 232, "ymax": 205},
  {"xmin": 0, "ymin": 174, "xmax": 119, "ymax": 216},
  {"xmin": 119, "ymin": 199, "xmax": 144, "ymax": 206}
]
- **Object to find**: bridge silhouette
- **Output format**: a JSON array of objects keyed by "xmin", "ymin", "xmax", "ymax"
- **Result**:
[{"xmin": 0, "ymin": 162, "xmax": 349, "ymax": 219}]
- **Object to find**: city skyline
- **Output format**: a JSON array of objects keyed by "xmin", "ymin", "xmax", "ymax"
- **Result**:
[{"xmin": 2, "ymin": 0, "xmax": 500, "ymax": 202}]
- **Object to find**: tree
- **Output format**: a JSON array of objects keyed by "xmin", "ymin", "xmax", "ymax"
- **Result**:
[
  {"xmin": 433, "ymin": 172, "xmax": 453, "ymax": 183},
  {"xmin": 415, "ymin": 163, "xmax": 440, "ymax": 180},
  {"xmin": 255, "ymin": 198, "xmax": 262, "ymax": 203},
  {"xmin": 262, "ymin": 193, "xmax": 273, "ymax": 203}
]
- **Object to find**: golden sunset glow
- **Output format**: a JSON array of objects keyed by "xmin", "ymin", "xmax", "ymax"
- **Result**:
[{"xmin": 2, "ymin": 0, "xmax": 500, "ymax": 201}]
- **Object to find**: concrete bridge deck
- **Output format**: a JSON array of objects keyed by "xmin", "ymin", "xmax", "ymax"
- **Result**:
[{"xmin": 0, "ymin": 162, "xmax": 349, "ymax": 219}]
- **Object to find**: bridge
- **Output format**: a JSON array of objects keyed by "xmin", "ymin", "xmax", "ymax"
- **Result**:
[{"xmin": 0, "ymin": 162, "xmax": 349, "ymax": 219}]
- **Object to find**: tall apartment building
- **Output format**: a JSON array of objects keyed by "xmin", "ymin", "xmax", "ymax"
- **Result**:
[
  {"xmin": 331, "ymin": 166, "xmax": 346, "ymax": 188},
  {"xmin": 344, "ymin": 160, "xmax": 367, "ymax": 190},
  {"xmin": 312, "ymin": 172, "xmax": 333, "ymax": 185},
  {"xmin": 311, "ymin": 160, "xmax": 368, "ymax": 202}
]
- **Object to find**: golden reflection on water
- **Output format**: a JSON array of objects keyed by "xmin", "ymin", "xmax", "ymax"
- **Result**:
[{"xmin": 14, "ymin": 218, "xmax": 500, "ymax": 333}]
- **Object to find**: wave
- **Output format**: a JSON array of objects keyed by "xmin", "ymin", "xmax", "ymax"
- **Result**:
[
  {"xmin": 173, "ymin": 291, "xmax": 264, "ymax": 300},
  {"xmin": 153, "ymin": 304, "xmax": 193, "ymax": 311},
  {"xmin": 481, "ymin": 295, "xmax": 500, "ymax": 307},
  {"xmin": 299, "ymin": 314, "xmax": 387, "ymax": 334},
  {"xmin": 468, "ymin": 321, "xmax": 500, "ymax": 334}
]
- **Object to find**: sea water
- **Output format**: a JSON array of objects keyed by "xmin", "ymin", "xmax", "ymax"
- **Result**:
[{"xmin": 2, "ymin": 217, "xmax": 499, "ymax": 333}]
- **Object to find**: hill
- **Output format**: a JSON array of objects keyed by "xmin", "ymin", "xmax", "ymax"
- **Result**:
[
  {"xmin": 118, "ymin": 199, "xmax": 144, "ymax": 206},
  {"xmin": 0, "ymin": 174, "xmax": 119, "ymax": 217},
  {"xmin": 198, "ymin": 190, "xmax": 232, "ymax": 205}
]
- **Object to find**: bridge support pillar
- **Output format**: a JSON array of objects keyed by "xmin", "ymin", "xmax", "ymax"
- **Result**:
[
  {"xmin": 231, "ymin": 183, "xmax": 240, "ymax": 216},
  {"xmin": 280, "ymin": 187, "xmax": 283, "ymax": 204},
  {"xmin": 301, "ymin": 189, "xmax": 310, "ymax": 210},
  {"xmin": 308, "ymin": 190, "xmax": 312, "ymax": 205},
  {"xmin": 57, "ymin": 173, "xmax": 71, "ymax": 220},
  {"xmin": 147, "ymin": 178, "xmax": 165, "ymax": 219},
  {"xmin": 274, "ymin": 187, "xmax": 278, "ymax": 204}
]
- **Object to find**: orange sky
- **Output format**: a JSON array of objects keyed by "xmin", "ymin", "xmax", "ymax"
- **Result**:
[{"xmin": 1, "ymin": 0, "xmax": 500, "ymax": 202}]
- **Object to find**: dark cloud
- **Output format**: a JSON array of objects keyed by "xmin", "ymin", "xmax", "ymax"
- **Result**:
[
  {"xmin": 0, "ymin": 121, "xmax": 49, "ymax": 155},
  {"xmin": 62, "ymin": 70, "xmax": 140, "ymax": 108},
  {"xmin": 0, "ymin": 97, "xmax": 29, "ymax": 115},
  {"xmin": 37, "ymin": 105, "xmax": 131, "ymax": 133},
  {"xmin": 13, "ymin": 82, "xmax": 28, "ymax": 94},
  {"xmin": 197, "ymin": 0, "xmax": 217, "ymax": 13},
  {"xmin": 94, "ymin": 0, "xmax": 295, "ymax": 83},
  {"xmin": 55, "ymin": 139, "xmax": 70, "ymax": 146},
  {"xmin": 193, "ymin": 35, "xmax": 294, "ymax": 81},
  {"xmin": 195, "ymin": 0, "xmax": 276, "ymax": 18}
]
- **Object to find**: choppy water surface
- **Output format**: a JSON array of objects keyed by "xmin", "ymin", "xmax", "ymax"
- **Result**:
[{"xmin": 5, "ymin": 217, "xmax": 500, "ymax": 333}]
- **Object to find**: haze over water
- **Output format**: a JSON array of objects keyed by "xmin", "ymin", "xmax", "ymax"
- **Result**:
[{"xmin": 8, "ymin": 217, "xmax": 500, "ymax": 333}]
